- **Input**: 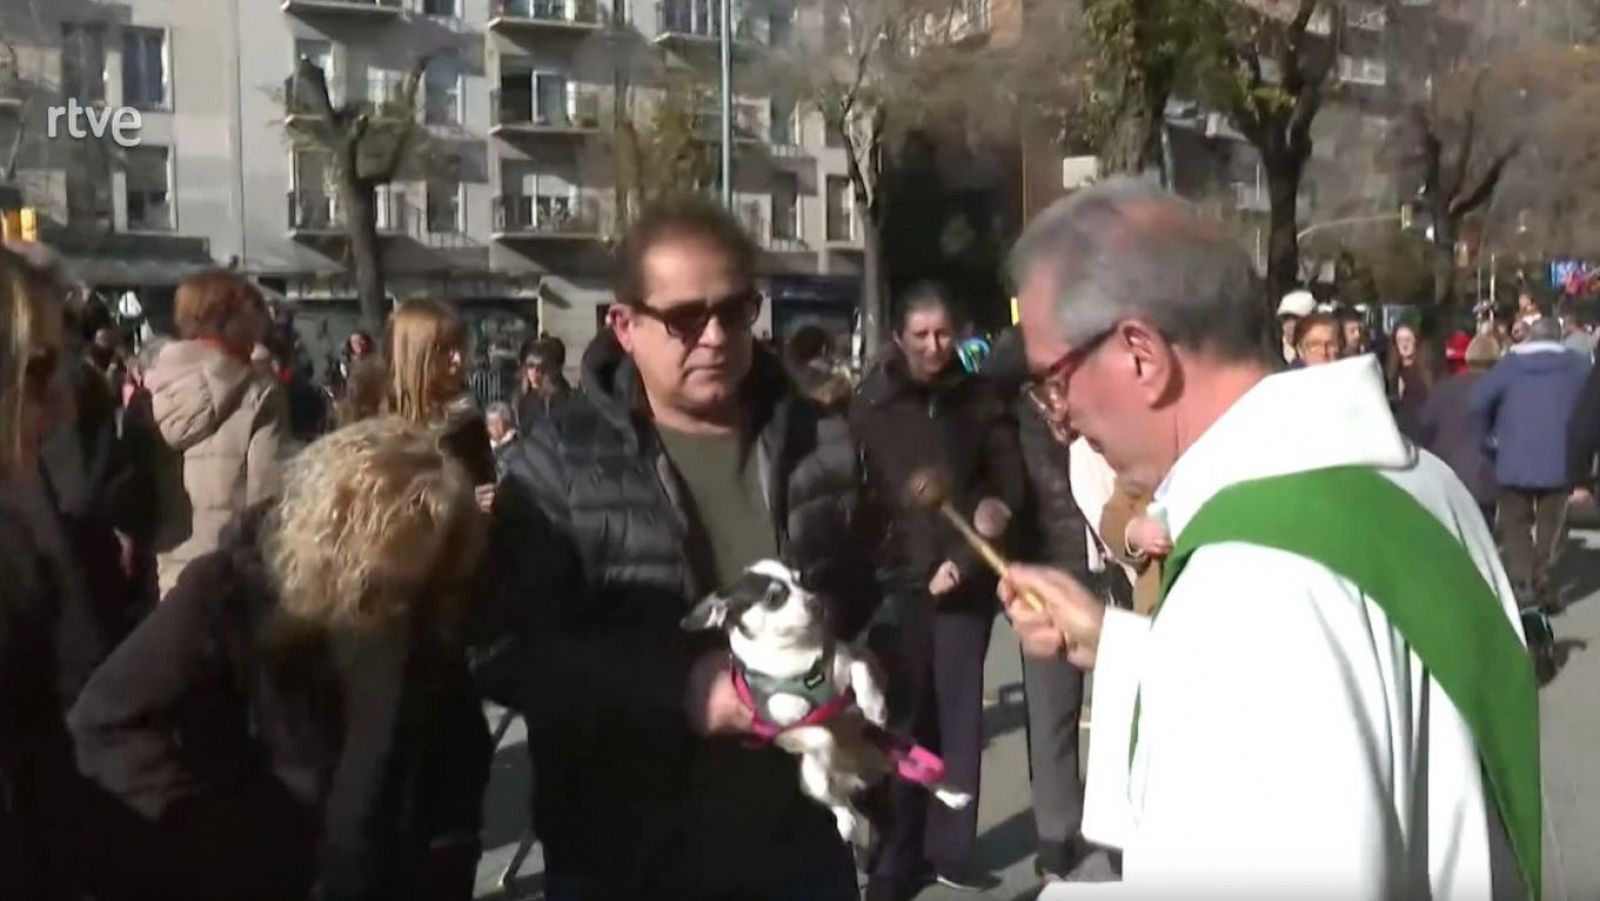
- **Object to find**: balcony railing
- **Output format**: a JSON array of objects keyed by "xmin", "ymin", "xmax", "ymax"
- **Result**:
[
  {"xmin": 491, "ymin": 86, "xmax": 602, "ymax": 132},
  {"xmin": 656, "ymin": 2, "xmax": 763, "ymax": 43},
  {"xmin": 281, "ymin": 0, "xmax": 403, "ymax": 17},
  {"xmin": 493, "ymin": 194, "xmax": 605, "ymax": 237},
  {"xmin": 287, "ymin": 189, "xmax": 406, "ymax": 234},
  {"xmin": 491, "ymin": 0, "xmax": 607, "ymax": 29},
  {"xmin": 1338, "ymin": 55, "xmax": 1387, "ymax": 86}
]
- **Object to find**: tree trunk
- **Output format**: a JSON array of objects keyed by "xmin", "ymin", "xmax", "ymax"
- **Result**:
[
  {"xmin": 341, "ymin": 174, "xmax": 388, "ymax": 336},
  {"xmin": 1431, "ymin": 213, "xmax": 1458, "ymax": 312},
  {"xmin": 1100, "ymin": 80, "xmax": 1165, "ymax": 177},
  {"xmin": 1264, "ymin": 159, "xmax": 1302, "ymax": 308},
  {"xmin": 858, "ymin": 197, "xmax": 888, "ymax": 360}
]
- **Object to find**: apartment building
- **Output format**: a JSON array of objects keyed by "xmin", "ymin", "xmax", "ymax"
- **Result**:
[{"xmin": 0, "ymin": 0, "xmax": 865, "ymax": 370}]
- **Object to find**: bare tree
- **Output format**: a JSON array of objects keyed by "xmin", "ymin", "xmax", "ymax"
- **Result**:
[
  {"xmin": 765, "ymin": 0, "xmax": 992, "ymax": 353},
  {"xmin": 1189, "ymin": 0, "xmax": 1344, "ymax": 304},
  {"xmin": 0, "ymin": 0, "xmax": 46, "ymax": 190},
  {"xmin": 286, "ymin": 56, "xmax": 428, "ymax": 335}
]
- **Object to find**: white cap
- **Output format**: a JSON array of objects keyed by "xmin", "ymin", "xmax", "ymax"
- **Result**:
[{"xmin": 1277, "ymin": 290, "xmax": 1316, "ymax": 319}]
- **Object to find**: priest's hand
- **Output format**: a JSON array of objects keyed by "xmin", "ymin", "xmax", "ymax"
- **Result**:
[{"xmin": 1000, "ymin": 564, "xmax": 1105, "ymax": 670}]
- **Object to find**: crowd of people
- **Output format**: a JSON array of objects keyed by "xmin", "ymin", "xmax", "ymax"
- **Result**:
[{"xmin": 0, "ymin": 185, "xmax": 1563, "ymax": 900}]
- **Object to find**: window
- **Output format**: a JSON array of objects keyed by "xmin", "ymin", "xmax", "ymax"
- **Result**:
[
  {"xmin": 67, "ymin": 140, "xmax": 113, "ymax": 229},
  {"xmin": 773, "ymin": 172, "xmax": 799, "ymax": 241},
  {"xmin": 824, "ymin": 117, "xmax": 844, "ymax": 148},
  {"xmin": 367, "ymin": 69, "xmax": 401, "ymax": 109},
  {"xmin": 423, "ymin": 0, "xmax": 459, "ymax": 16},
  {"xmin": 62, "ymin": 23, "xmax": 107, "ymax": 104},
  {"xmin": 428, "ymin": 176, "xmax": 462, "ymax": 233},
  {"xmin": 534, "ymin": 73, "xmax": 570, "ymax": 125},
  {"xmin": 825, "ymin": 175, "xmax": 852, "ymax": 242},
  {"xmin": 294, "ymin": 39, "xmax": 339, "ymax": 106},
  {"xmin": 121, "ymin": 27, "xmax": 167, "ymax": 109},
  {"xmin": 125, "ymin": 146, "xmax": 172, "ymax": 231},
  {"xmin": 769, "ymin": 100, "xmax": 795, "ymax": 145},
  {"xmin": 424, "ymin": 54, "xmax": 461, "ymax": 125}
]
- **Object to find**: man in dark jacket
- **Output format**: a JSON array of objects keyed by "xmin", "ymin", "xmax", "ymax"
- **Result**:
[
  {"xmin": 1417, "ymin": 335, "xmax": 1500, "ymax": 528},
  {"xmin": 983, "ymin": 328, "xmax": 1093, "ymax": 884},
  {"xmin": 1473, "ymin": 317, "xmax": 1592, "ymax": 606},
  {"xmin": 478, "ymin": 198, "xmax": 884, "ymax": 900},
  {"xmin": 849, "ymin": 284, "xmax": 1025, "ymax": 898}
]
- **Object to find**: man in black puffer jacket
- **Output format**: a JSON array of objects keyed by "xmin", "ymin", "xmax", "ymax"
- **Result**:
[{"xmin": 477, "ymin": 198, "xmax": 885, "ymax": 900}]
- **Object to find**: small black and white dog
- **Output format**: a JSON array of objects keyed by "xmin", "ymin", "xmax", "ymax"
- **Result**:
[{"xmin": 683, "ymin": 559, "xmax": 972, "ymax": 854}]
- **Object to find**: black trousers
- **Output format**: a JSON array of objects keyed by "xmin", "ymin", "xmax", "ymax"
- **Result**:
[
  {"xmin": 870, "ymin": 602, "xmax": 993, "ymax": 885},
  {"xmin": 1497, "ymin": 487, "xmax": 1568, "ymax": 599}
]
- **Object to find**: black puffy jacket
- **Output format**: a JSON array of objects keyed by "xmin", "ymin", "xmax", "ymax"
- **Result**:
[{"xmin": 477, "ymin": 333, "xmax": 885, "ymax": 897}]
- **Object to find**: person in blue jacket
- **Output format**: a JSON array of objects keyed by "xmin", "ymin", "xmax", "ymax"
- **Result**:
[{"xmin": 1472, "ymin": 316, "xmax": 1592, "ymax": 607}]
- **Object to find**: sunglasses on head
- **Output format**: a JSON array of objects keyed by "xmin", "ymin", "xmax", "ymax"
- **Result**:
[{"xmin": 630, "ymin": 289, "xmax": 763, "ymax": 341}]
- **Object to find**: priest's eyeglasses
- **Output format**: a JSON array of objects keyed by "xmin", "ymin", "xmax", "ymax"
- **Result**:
[{"xmin": 1023, "ymin": 327, "xmax": 1114, "ymax": 420}]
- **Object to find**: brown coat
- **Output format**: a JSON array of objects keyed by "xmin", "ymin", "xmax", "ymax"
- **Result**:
[
  {"xmin": 1098, "ymin": 479, "xmax": 1163, "ymax": 615},
  {"xmin": 146, "ymin": 340, "xmax": 285, "ymax": 596}
]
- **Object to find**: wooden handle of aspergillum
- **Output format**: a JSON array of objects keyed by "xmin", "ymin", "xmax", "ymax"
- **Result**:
[{"xmin": 938, "ymin": 504, "xmax": 1045, "ymax": 614}]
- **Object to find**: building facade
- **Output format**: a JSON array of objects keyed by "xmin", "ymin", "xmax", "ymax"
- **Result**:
[{"xmin": 0, "ymin": 0, "xmax": 865, "ymax": 373}]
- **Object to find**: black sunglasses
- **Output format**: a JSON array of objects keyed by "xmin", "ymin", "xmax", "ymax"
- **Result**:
[{"xmin": 631, "ymin": 289, "xmax": 763, "ymax": 341}]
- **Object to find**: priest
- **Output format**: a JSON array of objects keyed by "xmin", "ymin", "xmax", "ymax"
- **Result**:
[{"xmin": 1001, "ymin": 179, "xmax": 1540, "ymax": 899}]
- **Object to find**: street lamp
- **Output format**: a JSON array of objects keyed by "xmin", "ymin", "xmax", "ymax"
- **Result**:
[{"xmin": 719, "ymin": 0, "xmax": 733, "ymax": 209}]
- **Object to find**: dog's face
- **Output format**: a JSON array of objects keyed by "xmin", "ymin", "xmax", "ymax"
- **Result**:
[{"xmin": 682, "ymin": 559, "xmax": 824, "ymax": 647}]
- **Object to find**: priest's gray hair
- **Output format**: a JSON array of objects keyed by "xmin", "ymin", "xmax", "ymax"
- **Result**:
[{"xmin": 1008, "ymin": 178, "xmax": 1268, "ymax": 363}]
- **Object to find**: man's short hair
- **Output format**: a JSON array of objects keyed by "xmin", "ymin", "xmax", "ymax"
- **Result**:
[
  {"xmin": 174, "ymin": 270, "xmax": 264, "ymax": 341},
  {"xmin": 485, "ymin": 401, "xmax": 514, "ymax": 421},
  {"xmin": 613, "ymin": 195, "xmax": 759, "ymax": 305},
  {"xmin": 1527, "ymin": 317, "xmax": 1562, "ymax": 343},
  {"xmin": 1008, "ymin": 178, "xmax": 1267, "ymax": 363},
  {"xmin": 894, "ymin": 280, "xmax": 967, "ymax": 334}
]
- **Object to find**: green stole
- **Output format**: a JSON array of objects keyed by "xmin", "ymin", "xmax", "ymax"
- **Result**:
[{"xmin": 1134, "ymin": 466, "xmax": 1541, "ymax": 899}]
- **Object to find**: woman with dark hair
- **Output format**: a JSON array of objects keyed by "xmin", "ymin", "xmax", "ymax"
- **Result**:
[
  {"xmin": 850, "ymin": 282, "xmax": 1025, "ymax": 897},
  {"xmin": 1385, "ymin": 323, "xmax": 1434, "ymax": 436},
  {"xmin": 68, "ymin": 417, "xmax": 493, "ymax": 901}
]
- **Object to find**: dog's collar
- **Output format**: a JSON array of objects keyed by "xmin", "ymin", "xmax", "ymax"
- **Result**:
[{"xmin": 731, "ymin": 646, "xmax": 852, "ymax": 741}]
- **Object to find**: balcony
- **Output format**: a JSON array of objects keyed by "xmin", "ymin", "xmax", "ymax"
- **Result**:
[
  {"xmin": 655, "ymin": 1, "xmax": 763, "ymax": 47},
  {"xmin": 489, "ymin": 0, "xmax": 607, "ymax": 34},
  {"xmin": 284, "ymin": 74, "xmax": 416, "ymax": 126},
  {"xmin": 490, "ymin": 86, "xmax": 602, "ymax": 137},
  {"xmin": 281, "ymin": 0, "xmax": 403, "ymax": 19},
  {"xmin": 492, "ymin": 194, "xmax": 606, "ymax": 240},
  {"xmin": 1338, "ymin": 55, "xmax": 1388, "ymax": 87},
  {"xmin": 694, "ymin": 104, "xmax": 766, "ymax": 144},
  {"xmin": 1350, "ymin": 3, "xmax": 1387, "ymax": 31},
  {"xmin": 286, "ymin": 189, "xmax": 407, "ymax": 237}
]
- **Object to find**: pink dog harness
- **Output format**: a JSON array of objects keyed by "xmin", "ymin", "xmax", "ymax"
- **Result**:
[{"xmin": 730, "ymin": 656, "xmax": 954, "ymax": 789}]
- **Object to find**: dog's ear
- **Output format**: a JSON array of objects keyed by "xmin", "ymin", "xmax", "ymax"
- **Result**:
[{"xmin": 681, "ymin": 593, "xmax": 731, "ymax": 631}]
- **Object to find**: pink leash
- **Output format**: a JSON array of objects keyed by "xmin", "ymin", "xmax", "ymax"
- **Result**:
[{"xmin": 731, "ymin": 668, "xmax": 952, "ymax": 788}]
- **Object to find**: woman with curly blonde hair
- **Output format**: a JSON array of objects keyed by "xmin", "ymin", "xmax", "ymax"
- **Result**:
[
  {"xmin": 342, "ymin": 297, "xmax": 497, "ymax": 509},
  {"xmin": 69, "ymin": 416, "xmax": 492, "ymax": 901}
]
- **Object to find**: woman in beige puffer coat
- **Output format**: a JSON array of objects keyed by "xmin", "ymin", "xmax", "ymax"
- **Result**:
[{"xmin": 146, "ymin": 271, "xmax": 286, "ymax": 597}]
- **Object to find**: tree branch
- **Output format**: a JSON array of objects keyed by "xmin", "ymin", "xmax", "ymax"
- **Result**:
[
  {"xmin": 1449, "ymin": 142, "xmax": 1519, "ymax": 218},
  {"xmin": 368, "ymin": 54, "xmax": 431, "ymax": 183}
]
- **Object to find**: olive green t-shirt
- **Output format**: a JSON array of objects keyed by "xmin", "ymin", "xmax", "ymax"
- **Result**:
[{"xmin": 657, "ymin": 426, "xmax": 778, "ymax": 591}]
